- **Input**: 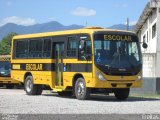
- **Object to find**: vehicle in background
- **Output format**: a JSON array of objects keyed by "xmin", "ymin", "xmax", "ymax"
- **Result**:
[{"xmin": 0, "ymin": 55, "xmax": 21, "ymax": 89}]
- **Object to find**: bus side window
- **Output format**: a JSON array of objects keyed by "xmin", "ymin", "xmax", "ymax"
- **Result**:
[
  {"xmin": 29, "ymin": 39, "xmax": 42, "ymax": 58},
  {"xmin": 16, "ymin": 40, "xmax": 28, "ymax": 58},
  {"xmin": 67, "ymin": 37, "xmax": 77, "ymax": 57},
  {"xmin": 85, "ymin": 41, "xmax": 92, "ymax": 60},
  {"xmin": 43, "ymin": 39, "xmax": 51, "ymax": 58},
  {"xmin": 78, "ymin": 36, "xmax": 92, "ymax": 60}
]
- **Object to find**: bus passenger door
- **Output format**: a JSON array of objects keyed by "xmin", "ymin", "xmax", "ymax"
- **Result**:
[{"xmin": 55, "ymin": 43, "xmax": 64, "ymax": 86}]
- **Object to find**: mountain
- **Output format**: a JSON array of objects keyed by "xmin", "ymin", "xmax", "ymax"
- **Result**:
[
  {"xmin": 0, "ymin": 21, "xmax": 84, "ymax": 41},
  {"xmin": 0, "ymin": 22, "xmax": 135, "ymax": 41},
  {"xmin": 108, "ymin": 24, "xmax": 135, "ymax": 31}
]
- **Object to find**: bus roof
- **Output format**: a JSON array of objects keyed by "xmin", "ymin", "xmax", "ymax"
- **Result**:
[
  {"xmin": 12, "ymin": 26, "xmax": 135, "ymax": 40},
  {"xmin": 0, "ymin": 55, "xmax": 10, "ymax": 61}
]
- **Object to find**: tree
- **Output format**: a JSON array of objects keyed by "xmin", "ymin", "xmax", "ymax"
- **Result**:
[{"xmin": 0, "ymin": 32, "xmax": 17, "ymax": 55}]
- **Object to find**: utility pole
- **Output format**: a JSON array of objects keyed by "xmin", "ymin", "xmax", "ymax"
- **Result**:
[{"xmin": 126, "ymin": 18, "xmax": 129, "ymax": 31}]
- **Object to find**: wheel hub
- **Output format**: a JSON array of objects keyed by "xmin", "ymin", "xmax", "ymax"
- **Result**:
[
  {"xmin": 77, "ymin": 82, "xmax": 85, "ymax": 96},
  {"xmin": 26, "ymin": 79, "xmax": 32, "ymax": 92}
]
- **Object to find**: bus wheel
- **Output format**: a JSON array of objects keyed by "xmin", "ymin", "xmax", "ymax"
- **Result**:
[
  {"xmin": 75, "ymin": 78, "xmax": 90, "ymax": 100},
  {"xmin": 36, "ymin": 85, "xmax": 43, "ymax": 95},
  {"xmin": 58, "ymin": 91, "xmax": 72, "ymax": 96},
  {"xmin": 114, "ymin": 88, "xmax": 130, "ymax": 100},
  {"xmin": 25, "ymin": 76, "xmax": 42, "ymax": 95},
  {"xmin": 6, "ymin": 84, "xmax": 14, "ymax": 89}
]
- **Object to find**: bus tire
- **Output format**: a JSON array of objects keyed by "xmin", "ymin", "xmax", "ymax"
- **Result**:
[
  {"xmin": 58, "ymin": 91, "xmax": 72, "ymax": 96},
  {"xmin": 114, "ymin": 88, "xmax": 130, "ymax": 100},
  {"xmin": 36, "ymin": 85, "xmax": 43, "ymax": 95},
  {"xmin": 25, "ymin": 76, "xmax": 42, "ymax": 95},
  {"xmin": 6, "ymin": 84, "xmax": 14, "ymax": 89},
  {"xmin": 75, "ymin": 78, "xmax": 90, "ymax": 100}
]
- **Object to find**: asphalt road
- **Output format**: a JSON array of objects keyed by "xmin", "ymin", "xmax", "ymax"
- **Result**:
[{"xmin": 0, "ymin": 88, "xmax": 160, "ymax": 115}]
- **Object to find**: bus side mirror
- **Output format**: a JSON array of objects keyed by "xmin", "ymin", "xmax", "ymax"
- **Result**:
[
  {"xmin": 79, "ymin": 40, "xmax": 87, "ymax": 60},
  {"xmin": 142, "ymin": 42, "xmax": 148, "ymax": 49},
  {"xmin": 79, "ymin": 40, "xmax": 86, "ymax": 51}
]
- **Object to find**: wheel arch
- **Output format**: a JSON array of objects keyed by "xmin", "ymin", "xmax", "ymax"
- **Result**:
[
  {"xmin": 24, "ymin": 72, "xmax": 32, "ymax": 82},
  {"xmin": 72, "ymin": 73, "xmax": 84, "ymax": 87}
]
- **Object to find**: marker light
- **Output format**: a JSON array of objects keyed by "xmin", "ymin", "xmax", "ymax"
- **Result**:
[{"xmin": 137, "ymin": 73, "xmax": 142, "ymax": 81}]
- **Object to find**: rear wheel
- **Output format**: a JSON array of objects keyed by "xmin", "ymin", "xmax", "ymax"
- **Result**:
[
  {"xmin": 6, "ymin": 84, "xmax": 14, "ymax": 89},
  {"xmin": 24, "ymin": 76, "xmax": 43, "ymax": 95},
  {"xmin": 114, "ymin": 88, "xmax": 130, "ymax": 100},
  {"xmin": 75, "ymin": 78, "xmax": 90, "ymax": 100}
]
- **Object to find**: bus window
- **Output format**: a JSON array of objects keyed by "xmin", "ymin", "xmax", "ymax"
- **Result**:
[
  {"xmin": 78, "ymin": 36, "xmax": 92, "ymax": 60},
  {"xmin": 67, "ymin": 37, "xmax": 77, "ymax": 57},
  {"xmin": 29, "ymin": 39, "xmax": 42, "ymax": 58},
  {"xmin": 16, "ymin": 40, "xmax": 28, "ymax": 58},
  {"xmin": 43, "ymin": 39, "xmax": 51, "ymax": 58}
]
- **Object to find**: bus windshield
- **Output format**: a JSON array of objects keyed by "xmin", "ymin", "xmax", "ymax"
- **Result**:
[
  {"xmin": 0, "ymin": 61, "xmax": 11, "ymax": 77},
  {"xmin": 94, "ymin": 34, "xmax": 142, "ymax": 76}
]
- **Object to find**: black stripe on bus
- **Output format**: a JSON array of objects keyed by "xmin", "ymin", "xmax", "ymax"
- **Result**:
[
  {"xmin": 11, "ymin": 63, "xmax": 92, "ymax": 72},
  {"xmin": 11, "ymin": 63, "xmax": 55, "ymax": 71},
  {"xmin": 65, "ymin": 63, "xmax": 92, "ymax": 72}
]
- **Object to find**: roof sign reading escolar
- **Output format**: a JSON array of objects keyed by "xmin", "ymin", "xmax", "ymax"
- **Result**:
[{"xmin": 104, "ymin": 35, "xmax": 132, "ymax": 41}]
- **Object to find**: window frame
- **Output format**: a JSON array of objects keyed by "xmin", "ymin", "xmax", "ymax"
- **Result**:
[
  {"xmin": 143, "ymin": 34, "xmax": 146, "ymax": 43},
  {"xmin": 13, "ymin": 37, "xmax": 52, "ymax": 59},
  {"xmin": 12, "ymin": 33, "xmax": 91, "ymax": 60},
  {"xmin": 152, "ymin": 23, "xmax": 156, "ymax": 39},
  {"xmin": 66, "ymin": 36, "xmax": 78, "ymax": 58},
  {"xmin": 43, "ymin": 38, "xmax": 52, "ymax": 58},
  {"xmin": 78, "ymin": 35, "xmax": 92, "ymax": 61},
  {"xmin": 29, "ymin": 38, "xmax": 43, "ymax": 58},
  {"xmin": 14, "ymin": 39, "xmax": 29, "ymax": 59}
]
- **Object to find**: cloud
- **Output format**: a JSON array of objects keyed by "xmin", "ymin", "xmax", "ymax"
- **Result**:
[
  {"xmin": 0, "ymin": 16, "xmax": 36, "ymax": 26},
  {"xmin": 71, "ymin": 7, "xmax": 96, "ymax": 16}
]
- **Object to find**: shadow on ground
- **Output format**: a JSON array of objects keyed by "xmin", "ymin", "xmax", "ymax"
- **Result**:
[{"xmin": 42, "ymin": 92, "xmax": 160, "ymax": 102}]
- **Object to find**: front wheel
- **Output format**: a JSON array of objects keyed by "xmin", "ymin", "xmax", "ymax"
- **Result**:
[
  {"xmin": 114, "ymin": 88, "xmax": 130, "ymax": 100},
  {"xmin": 24, "ymin": 76, "xmax": 43, "ymax": 95},
  {"xmin": 75, "ymin": 78, "xmax": 90, "ymax": 100}
]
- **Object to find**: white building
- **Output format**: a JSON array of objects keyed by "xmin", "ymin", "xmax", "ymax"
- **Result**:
[{"xmin": 135, "ymin": 0, "xmax": 160, "ymax": 93}]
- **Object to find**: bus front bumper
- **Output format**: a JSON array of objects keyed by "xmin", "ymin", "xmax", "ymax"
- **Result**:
[{"xmin": 91, "ymin": 78, "xmax": 142, "ymax": 89}]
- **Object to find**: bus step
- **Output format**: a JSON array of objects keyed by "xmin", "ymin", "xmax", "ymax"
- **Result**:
[{"xmin": 53, "ymin": 86, "xmax": 64, "ymax": 92}]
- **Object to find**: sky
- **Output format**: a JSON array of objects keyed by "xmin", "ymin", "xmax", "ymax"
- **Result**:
[{"xmin": 0, "ymin": 0, "xmax": 149, "ymax": 27}]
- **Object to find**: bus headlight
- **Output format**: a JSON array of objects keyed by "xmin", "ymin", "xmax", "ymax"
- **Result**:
[
  {"xmin": 96, "ymin": 71, "xmax": 106, "ymax": 81},
  {"xmin": 137, "ymin": 74, "xmax": 142, "ymax": 81}
]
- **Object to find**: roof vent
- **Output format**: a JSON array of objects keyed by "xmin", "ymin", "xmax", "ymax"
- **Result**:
[{"xmin": 83, "ymin": 26, "xmax": 104, "ymax": 29}]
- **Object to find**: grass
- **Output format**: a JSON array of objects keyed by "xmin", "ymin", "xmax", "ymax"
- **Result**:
[{"xmin": 130, "ymin": 93, "xmax": 160, "ymax": 99}]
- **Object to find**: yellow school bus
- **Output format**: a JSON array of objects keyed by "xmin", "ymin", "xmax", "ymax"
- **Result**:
[
  {"xmin": 11, "ymin": 27, "xmax": 146, "ymax": 100},
  {"xmin": 0, "ymin": 55, "xmax": 20, "ymax": 88}
]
